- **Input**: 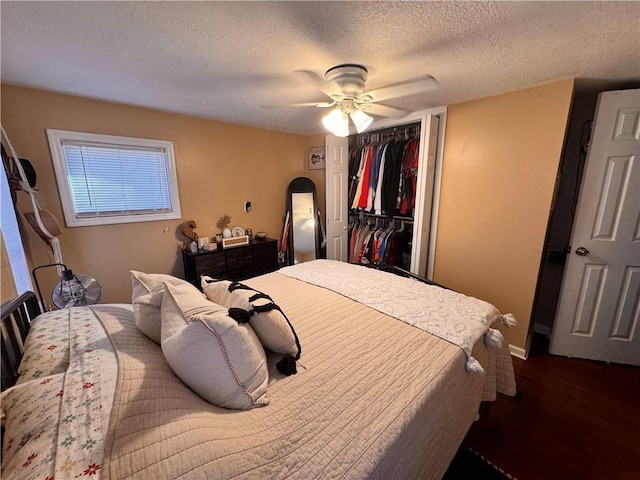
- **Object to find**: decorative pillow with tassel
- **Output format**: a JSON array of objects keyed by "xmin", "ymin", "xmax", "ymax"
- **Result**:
[
  {"xmin": 161, "ymin": 281, "xmax": 269, "ymax": 410},
  {"xmin": 201, "ymin": 277, "xmax": 301, "ymax": 375}
]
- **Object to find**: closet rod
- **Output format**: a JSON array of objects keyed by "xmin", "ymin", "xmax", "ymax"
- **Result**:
[
  {"xmin": 349, "ymin": 122, "xmax": 421, "ymax": 147},
  {"xmin": 349, "ymin": 211, "xmax": 414, "ymax": 223}
]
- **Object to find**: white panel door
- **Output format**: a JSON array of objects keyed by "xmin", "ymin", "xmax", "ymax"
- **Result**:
[
  {"xmin": 550, "ymin": 89, "xmax": 640, "ymax": 365},
  {"xmin": 325, "ymin": 135, "xmax": 349, "ymax": 261}
]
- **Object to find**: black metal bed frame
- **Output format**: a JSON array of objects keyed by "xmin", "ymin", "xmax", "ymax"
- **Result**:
[
  {"xmin": 1, "ymin": 291, "xmax": 41, "ymax": 391},
  {"xmin": 362, "ymin": 263, "xmax": 450, "ymax": 290}
]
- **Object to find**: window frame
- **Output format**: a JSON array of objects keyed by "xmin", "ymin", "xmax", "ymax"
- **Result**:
[{"xmin": 46, "ymin": 129, "xmax": 182, "ymax": 227}]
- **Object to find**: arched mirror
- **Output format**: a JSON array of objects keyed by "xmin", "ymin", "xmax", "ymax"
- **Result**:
[{"xmin": 286, "ymin": 177, "xmax": 320, "ymax": 265}]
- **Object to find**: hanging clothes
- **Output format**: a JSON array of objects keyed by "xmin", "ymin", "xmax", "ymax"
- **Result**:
[
  {"xmin": 349, "ymin": 127, "xmax": 420, "ymax": 218},
  {"xmin": 373, "ymin": 144, "xmax": 389, "ymax": 215},
  {"xmin": 347, "ymin": 215, "xmax": 413, "ymax": 270},
  {"xmin": 399, "ymin": 137, "xmax": 421, "ymax": 216},
  {"xmin": 366, "ymin": 143, "xmax": 386, "ymax": 212},
  {"xmin": 354, "ymin": 145, "xmax": 374, "ymax": 209},
  {"xmin": 348, "ymin": 124, "xmax": 420, "ymax": 270},
  {"xmin": 348, "ymin": 146, "xmax": 366, "ymax": 208},
  {"xmin": 381, "ymin": 139, "xmax": 406, "ymax": 217}
]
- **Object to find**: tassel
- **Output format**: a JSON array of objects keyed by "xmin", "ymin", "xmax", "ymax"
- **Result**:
[
  {"xmin": 228, "ymin": 282, "xmax": 255, "ymax": 293},
  {"xmin": 249, "ymin": 292, "xmax": 273, "ymax": 303},
  {"xmin": 228, "ymin": 308, "xmax": 253, "ymax": 324},
  {"xmin": 253, "ymin": 302, "xmax": 278, "ymax": 314},
  {"xmin": 484, "ymin": 328, "xmax": 504, "ymax": 348},
  {"xmin": 502, "ymin": 313, "xmax": 517, "ymax": 328},
  {"xmin": 276, "ymin": 354, "xmax": 297, "ymax": 376},
  {"xmin": 466, "ymin": 356, "xmax": 485, "ymax": 374}
]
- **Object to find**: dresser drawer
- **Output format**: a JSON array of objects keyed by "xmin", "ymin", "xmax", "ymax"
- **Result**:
[
  {"xmin": 194, "ymin": 251, "xmax": 226, "ymax": 276},
  {"xmin": 225, "ymin": 248, "xmax": 253, "ymax": 270},
  {"xmin": 254, "ymin": 241, "xmax": 277, "ymax": 264}
]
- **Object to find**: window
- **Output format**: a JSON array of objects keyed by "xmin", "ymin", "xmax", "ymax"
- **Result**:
[{"xmin": 47, "ymin": 129, "xmax": 181, "ymax": 227}]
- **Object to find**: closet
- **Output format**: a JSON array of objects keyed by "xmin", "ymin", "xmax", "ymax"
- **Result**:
[
  {"xmin": 347, "ymin": 123, "xmax": 420, "ymax": 270},
  {"xmin": 325, "ymin": 109, "xmax": 445, "ymax": 279}
]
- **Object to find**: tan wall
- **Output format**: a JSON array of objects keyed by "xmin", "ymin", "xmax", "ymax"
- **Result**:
[
  {"xmin": 434, "ymin": 79, "xmax": 574, "ymax": 349},
  {"xmin": 1, "ymin": 85, "xmax": 323, "ymax": 305}
]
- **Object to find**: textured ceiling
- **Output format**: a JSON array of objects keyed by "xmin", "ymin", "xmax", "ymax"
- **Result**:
[{"xmin": 2, "ymin": 1, "xmax": 639, "ymax": 135}]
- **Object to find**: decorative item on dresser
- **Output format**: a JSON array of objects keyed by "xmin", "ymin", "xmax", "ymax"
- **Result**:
[
  {"xmin": 182, "ymin": 238, "xmax": 278, "ymax": 283},
  {"xmin": 222, "ymin": 235, "xmax": 249, "ymax": 248},
  {"xmin": 216, "ymin": 214, "xmax": 233, "ymax": 239}
]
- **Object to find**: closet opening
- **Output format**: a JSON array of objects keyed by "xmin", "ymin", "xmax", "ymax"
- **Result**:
[
  {"xmin": 324, "ymin": 108, "xmax": 446, "ymax": 279},
  {"xmin": 347, "ymin": 122, "xmax": 422, "ymax": 270}
]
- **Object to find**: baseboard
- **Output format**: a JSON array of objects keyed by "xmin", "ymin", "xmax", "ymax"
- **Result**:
[
  {"xmin": 533, "ymin": 323, "xmax": 552, "ymax": 337},
  {"xmin": 509, "ymin": 344, "xmax": 527, "ymax": 360}
]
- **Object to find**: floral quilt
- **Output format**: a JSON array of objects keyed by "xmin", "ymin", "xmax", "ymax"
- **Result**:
[
  {"xmin": 16, "ymin": 310, "xmax": 72, "ymax": 383},
  {"xmin": 1, "ymin": 306, "xmax": 119, "ymax": 479}
]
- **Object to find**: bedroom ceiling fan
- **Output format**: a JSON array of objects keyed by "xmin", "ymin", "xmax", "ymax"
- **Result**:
[{"xmin": 273, "ymin": 64, "xmax": 438, "ymax": 137}]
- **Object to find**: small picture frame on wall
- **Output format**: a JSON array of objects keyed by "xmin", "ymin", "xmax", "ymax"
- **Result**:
[{"xmin": 308, "ymin": 146, "xmax": 326, "ymax": 170}]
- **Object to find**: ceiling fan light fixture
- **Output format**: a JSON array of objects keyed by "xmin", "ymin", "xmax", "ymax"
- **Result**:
[
  {"xmin": 322, "ymin": 108, "xmax": 350, "ymax": 137},
  {"xmin": 350, "ymin": 109, "xmax": 373, "ymax": 133}
]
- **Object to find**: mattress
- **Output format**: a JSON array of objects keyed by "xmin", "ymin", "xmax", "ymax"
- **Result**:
[{"xmin": 1, "ymin": 270, "xmax": 516, "ymax": 480}]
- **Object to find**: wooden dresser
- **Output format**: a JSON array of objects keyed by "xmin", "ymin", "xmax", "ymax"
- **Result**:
[{"xmin": 182, "ymin": 238, "xmax": 279, "ymax": 284}]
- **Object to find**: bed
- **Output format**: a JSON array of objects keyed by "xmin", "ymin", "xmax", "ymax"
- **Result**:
[{"xmin": 1, "ymin": 260, "xmax": 516, "ymax": 480}]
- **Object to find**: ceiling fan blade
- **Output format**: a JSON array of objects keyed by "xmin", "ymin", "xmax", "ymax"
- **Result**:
[
  {"xmin": 364, "ymin": 103, "xmax": 412, "ymax": 118},
  {"xmin": 294, "ymin": 69, "xmax": 341, "ymax": 97},
  {"xmin": 364, "ymin": 75, "xmax": 438, "ymax": 103},
  {"xmin": 262, "ymin": 101, "xmax": 335, "ymax": 109}
]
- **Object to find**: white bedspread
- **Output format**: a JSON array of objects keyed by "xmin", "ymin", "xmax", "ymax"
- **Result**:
[{"xmin": 280, "ymin": 260, "xmax": 514, "ymax": 372}]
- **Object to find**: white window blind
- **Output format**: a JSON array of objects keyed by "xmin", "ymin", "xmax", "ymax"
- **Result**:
[
  {"xmin": 63, "ymin": 142, "xmax": 172, "ymax": 217},
  {"xmin": 47, "ymin": 130, "xmax": 181, "ymax": 227}
]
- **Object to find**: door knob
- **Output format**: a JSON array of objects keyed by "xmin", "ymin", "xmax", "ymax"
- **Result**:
[{"xmin": 575, "ymin": 247, "xmax": 590, "ymax": 256}]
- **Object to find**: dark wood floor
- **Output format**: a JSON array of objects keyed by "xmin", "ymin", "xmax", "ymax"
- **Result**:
[{"xmin": 463, "ymin": 334, "xmax": 640, "ymax": 480}]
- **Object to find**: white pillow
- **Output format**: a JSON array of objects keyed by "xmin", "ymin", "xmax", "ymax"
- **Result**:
[
  {"xmin": 133, "ymin": 290, "xmax": 164, "ymax": 344},
  {"xmin": 200, "ymin": 278, "xmax": 251, "ymax": 309},
  {"xmin": 201, "ymin": 277, "xmax": 301, "ymax": 359},
  {"xmin": 161, "ymin": 281, "xmax": 269, "ymax": 410},
  {"xmin": 130, "ymin": 270, "xmax": 199, "ymax": 344}
]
